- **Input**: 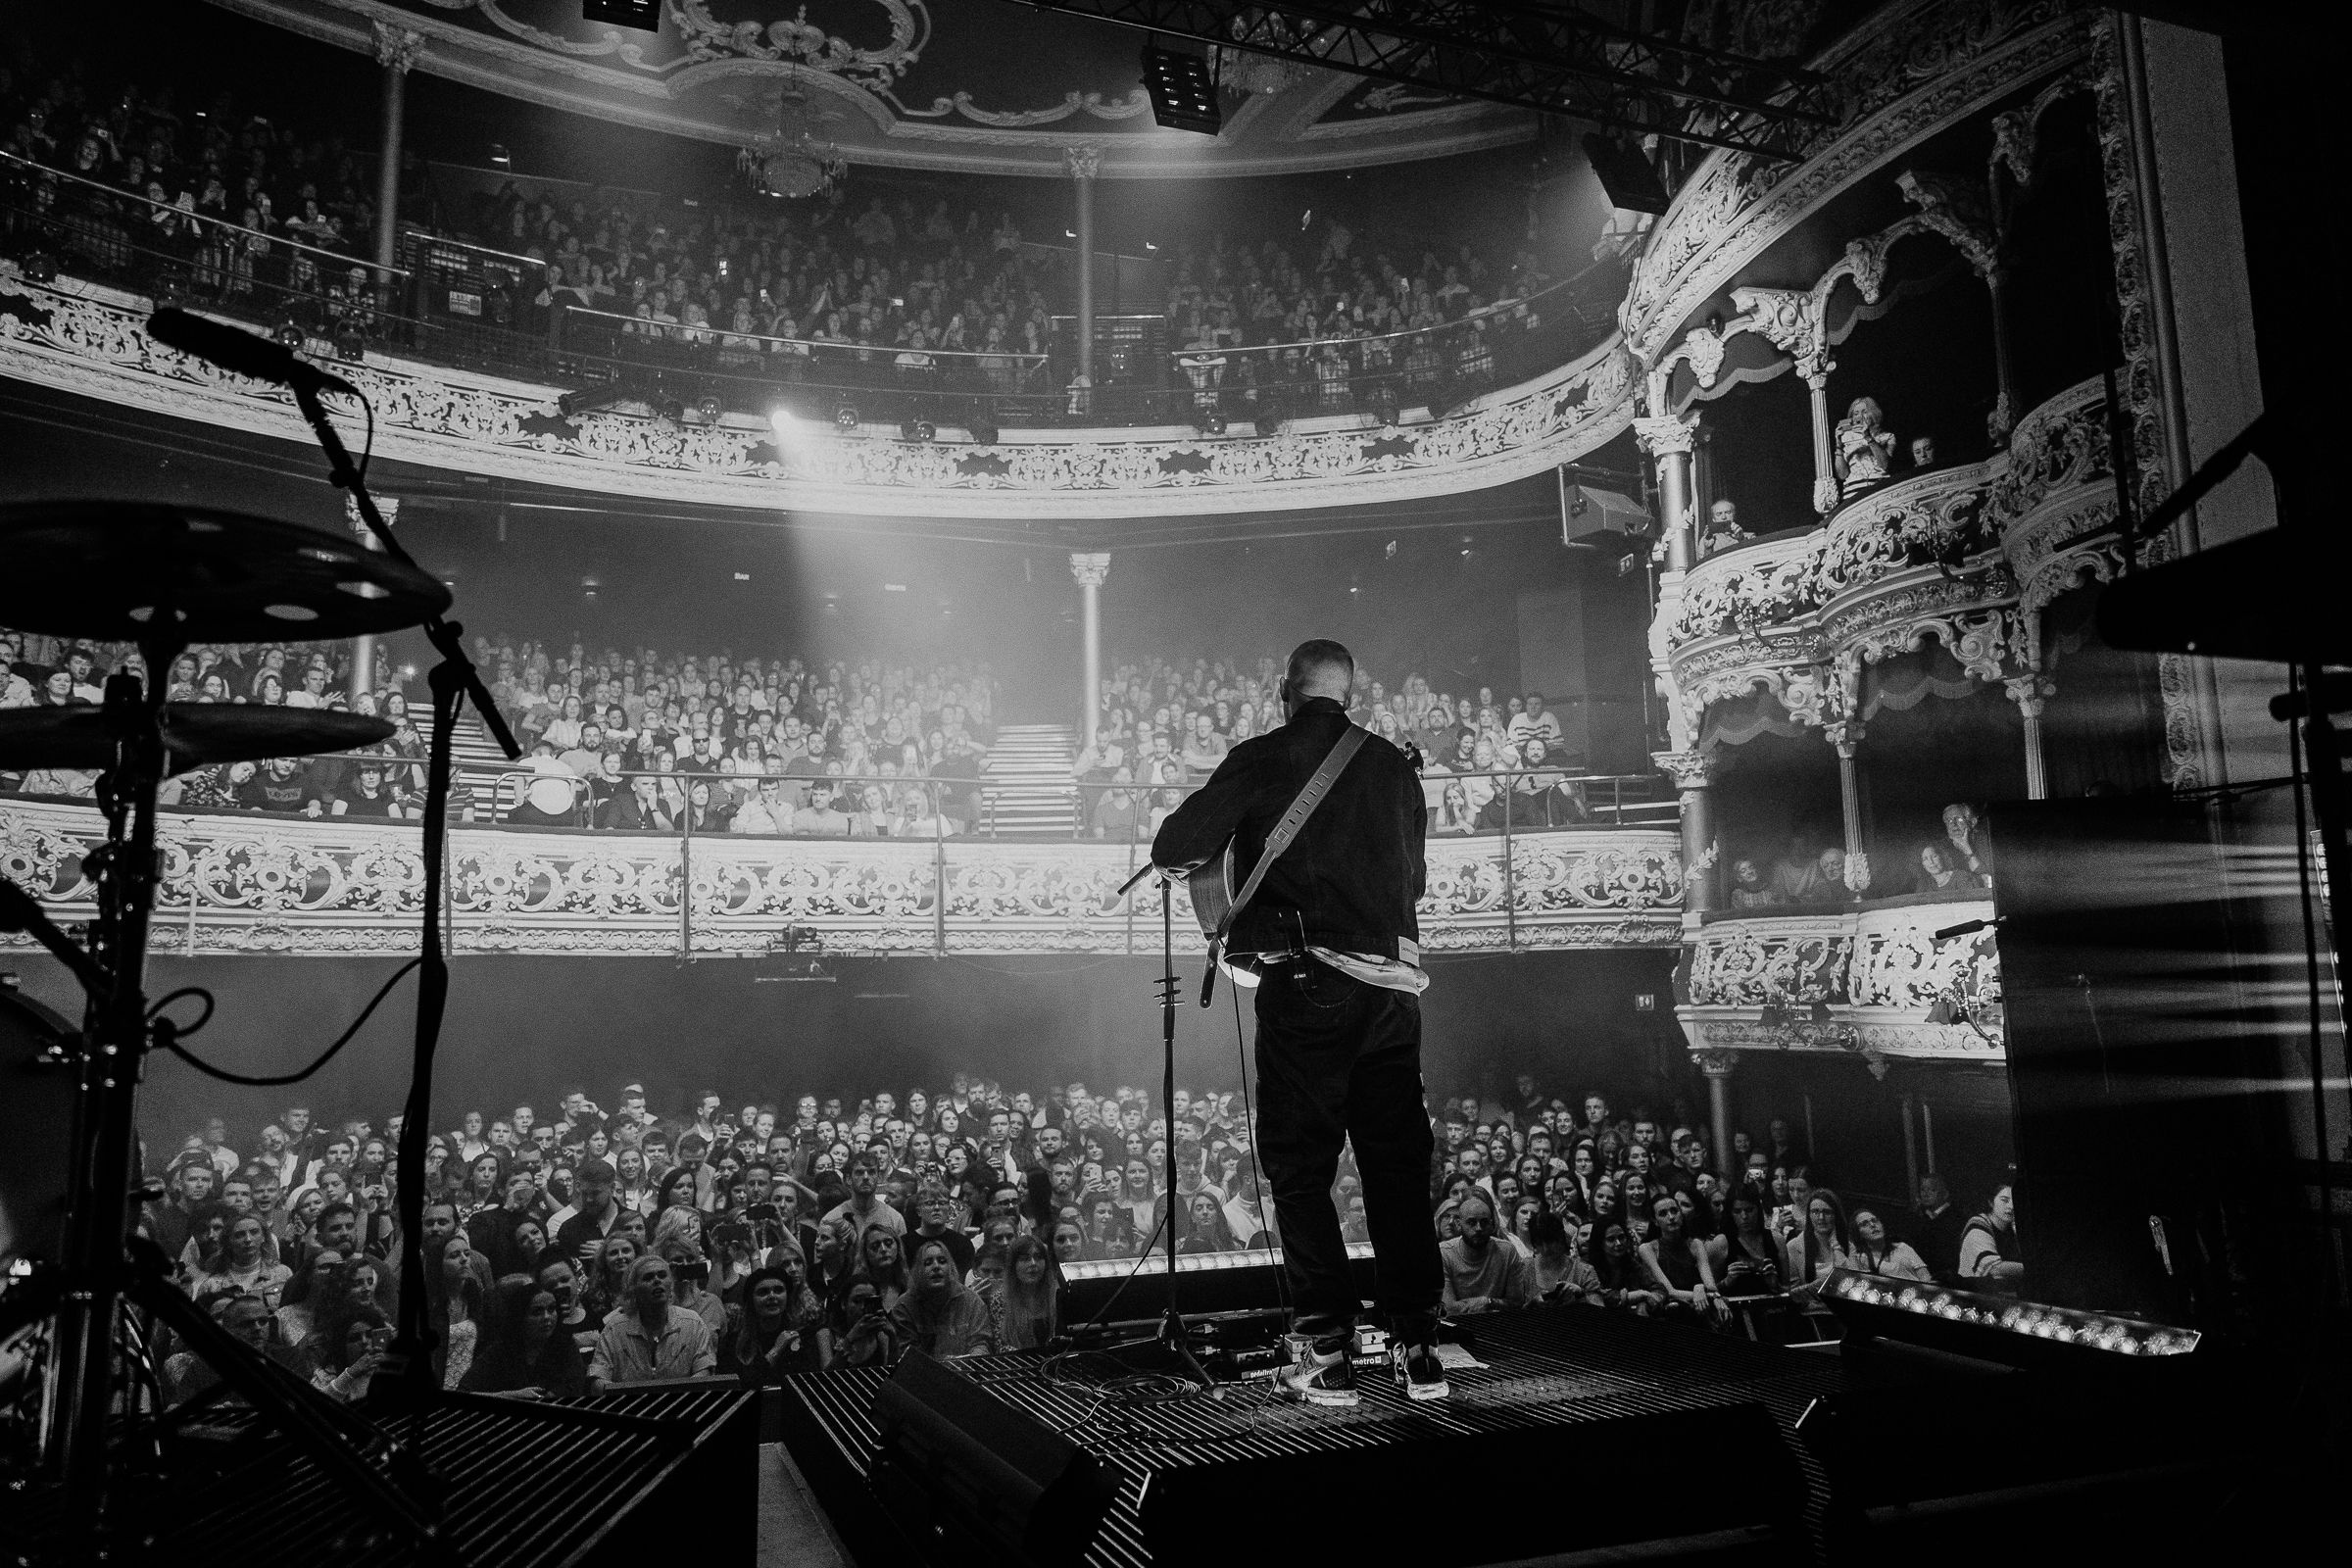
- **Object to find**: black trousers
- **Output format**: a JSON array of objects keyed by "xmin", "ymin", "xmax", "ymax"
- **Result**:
[{"xmin": 1251, "ymin": 959, "xmax": 1442, "ymax": 1348}]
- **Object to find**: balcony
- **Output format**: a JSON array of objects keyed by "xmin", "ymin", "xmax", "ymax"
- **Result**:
[
  {"xmin": 0, "ymin": 799, "xmax": 1682, "ymax": 958},
  {"xmin": 1678, "ymin": 895, "xmax": 2005, "ymax": 1070},
  {"xmin": 1657, "ymin": 376, "xmax": 2115, "ymax": 729}
]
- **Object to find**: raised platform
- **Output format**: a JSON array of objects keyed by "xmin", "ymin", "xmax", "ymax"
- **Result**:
[{"xmin": 779, "ymin": 1308, "xmax": 1845, "ymax": 1567}]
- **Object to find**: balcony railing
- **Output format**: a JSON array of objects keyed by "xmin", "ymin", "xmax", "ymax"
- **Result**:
[
  {"xmin": 0, "ymin": 798, "xmax": 1682, "ymax": 958},
  {"xmin": 0, "ymin": 150, "xmax": 1628, "ymax": 438},
  {"xmin": 1677, "ymin": 895, "xmax": 2006, "ymax": 1066}
]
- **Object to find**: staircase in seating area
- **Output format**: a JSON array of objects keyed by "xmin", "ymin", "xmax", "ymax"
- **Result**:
[
  {"xmin": 982, "ymin": 723, "xmax": 1078, "ymax": 838},
  {"xmin": 444, "ymin": 713, "xmax": 517, "ymax": 814}
]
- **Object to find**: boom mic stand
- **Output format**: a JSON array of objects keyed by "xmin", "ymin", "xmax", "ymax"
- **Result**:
[{"xmin": 286, "ymin": 379, "xmax": 520, "ymax": 1417}]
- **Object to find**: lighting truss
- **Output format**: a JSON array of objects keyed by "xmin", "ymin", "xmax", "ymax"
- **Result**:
[{"xmin": 1016, "ymin": 0, "xmax": 1838, "ymax": 161}]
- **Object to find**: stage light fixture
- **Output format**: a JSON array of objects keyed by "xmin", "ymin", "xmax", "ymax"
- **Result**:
[
  {"xmin": 900, "ymin": 417, "xmax": 936, "ymax": 442},
  {"xmin": 655, "ymin": 393, "xmax": 684, "ymax": 424},
  {"xmin": 581, "ymin": 0, "xmax": 661, "ymax": 31},
  {"xmin": 332, "ymin": 321, "xmax": 368, "ymax": 363},
  {"xmin": 834, "ymin": 403, "xmax": 859, "ymax": 430},
  {"xmin": 767, "ymin": 407, "xmax": 795, "ymax": 443},
  {"xmin": 696, "ymin": 393, "xmax": 722, "ymax": 424},
  {"xmin": 488, "ymin": 144, "xmax": 512, "ymax": 170},
  {"xmin": 1195, "ymin": 411, "xmax": 1227, "ymax": 438},
  {"xmin": 969, "ymin": 414, "xmax": 1000, "ymax": 447},
  {"xmin": 1142, "ymin": 43, "xmax": 1222, "ymax": 135},
  {"xmin": 557, "ymin": 381, "xmax": 625, "ymax": 418},
  {"xmin": 1374, "ymin": 387, "xmax": 1400, "ymax": 426},
  {"xmin": 22, "ymin": 250, "xmax": 56, "ymax": 283},
  {"xmin": 274, "ymin": 319, "xmax": 305, "ymax": 350},
  {"xmin": 1584, "ymin": 133, "xmax": 1672, "ymax": 216}
]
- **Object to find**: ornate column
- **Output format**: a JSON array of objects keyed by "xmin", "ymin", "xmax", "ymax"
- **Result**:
[
  {"xmin": 1651, "ymin": 747, "xmax": 1719, "ymax": 915},
  {"xmin": 2005, "ymin": 674, "xmax": 2054, "ymax": 800},
  {"xmin": 1697, "ymin": 1051, "xmax": 1739, "ymax": 1178},
  {"xmin": 1066, "ymin": 145, "xmax": 1101, "ymax": 396},
  {"xmin": 1825, "ymin": 718, "xmax": 1867, "ymax": 860},
  {"xmin": 1897, "ymin": 170, "xmax": 2013, "ymax": 443},
  {"xmin": 370, "ymin": 22, "xmax": 424, "ymax": 302},
  {"xmin": 1069, "ymin": 552, "xmax": 1110, "ymax": 748},
  {"xmin": 345, "ymin": 493, "xmax": 398, "ymax": 705},
  {"xmin": 1635, "ymin": 414, "xmax": 1698, "ymax": 572}
]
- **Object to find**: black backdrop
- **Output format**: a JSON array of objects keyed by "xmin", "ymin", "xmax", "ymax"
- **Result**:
[{"xmin": 3, "ymin": 948, "xmax": 1678, "ymax": 1147}]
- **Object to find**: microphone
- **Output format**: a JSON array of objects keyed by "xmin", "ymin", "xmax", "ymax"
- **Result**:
[
  {"xmin": 1932, "ymin": 915, "xmax": 2005, "ymax": 941},
  {"xmin": 146, "ymin": 308, "xmax": 359, "ymax": 396}
]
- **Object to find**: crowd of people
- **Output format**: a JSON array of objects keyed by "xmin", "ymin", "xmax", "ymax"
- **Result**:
[
  {"xmin": 0, "ymin": 625, "xmax": 1014, "ymax": 837},
  {"xmin": 0, "ymin": 36, "xmax": 1548, "ymax": 413},
  {"xmin": 1077, "ymin": 654, "xmax": 1604, "ymax": 839},
  {"xmin": 3, "ymin": 628, "xmax": 1640, "ymax": 845},
  {"xmin": 1724, "ymin": 802, "xmax": 1995, "ymax": 909},
  {"xmin": 141, "ymin": 1065, "xmax": 2023, "ymax": 1400}
]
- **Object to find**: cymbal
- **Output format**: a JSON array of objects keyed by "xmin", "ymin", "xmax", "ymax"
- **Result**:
[
  {"xmin": 0, "ymin": 502, "xmax": 450, "ymax": 644},
  {"xmin": 0, "ymin": 705, "xmax": 395, "ymax": 776}
]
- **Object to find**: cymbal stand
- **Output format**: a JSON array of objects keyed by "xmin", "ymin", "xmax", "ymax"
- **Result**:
[
  {"xmin": 0, "ymin": 642, "xmax": 442, "ymax": 1553},
  {"xmin": 285, "ymin": 380, "xmax": 518, "ymax": 1415}
]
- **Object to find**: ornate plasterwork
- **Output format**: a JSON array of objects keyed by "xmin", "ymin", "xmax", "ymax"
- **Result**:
[
  {"xmin": 370, "ymin": 17, "xmax": 424, "ymax": 72},
  {"xmin": 1657, "ymin": 375, "xmax": 2113, "ymax": 740},
  {"xmin": 903, "ymin": 90, "xmax": 1150, "ymax": 126},
  {"xmin": 1624, "ymin": 0, "xmax": 2088, "ymax": 367},
  {"xmin": 1894, "ymin": 169, "xmax": 2000, "ymax": 277},
  {"xmin": 1680, "ymin": 901, "xmax": 2005, "ymax": 1065},
  {"xmin": 0, "ymin": 276, "xmax": 1638, "ymax": 521},
  {"xmin": 0, "ymin": 801, "xmax": 1680, "ymax": 958}
]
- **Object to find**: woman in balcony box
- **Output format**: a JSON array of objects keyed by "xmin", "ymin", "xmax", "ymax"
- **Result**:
[
  {"xmin": 1833, "ymin": 396, "xmax": 1896, "ymax": 501},
  {"xmin": 1911, "ymin": 841, "xmax": 1986, "ymax": 894}
]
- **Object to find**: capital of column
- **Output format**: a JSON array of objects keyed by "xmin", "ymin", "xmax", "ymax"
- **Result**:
[
  {"xmin": 344, "ymin": 493, "xmax": 400, "ymax": 539},
  {"xmin": 2003, "ymin": 673, "xmax": 2053, "ymax": 719},
  {"xmin": 1695, "ymin": 1049, "xmax": 1739, "ymax": 1079},
  {"xmin": 1633, "ymin": 415, "xmax": 1696, "ymax": 459},
  {"xmin": 1651, "ymin": 747, "xmax": 1716, "ymax": 792},
  {"xmin": 1063, "ymin": 144, "xmax": 1102, "ymax": 180},
  {"xmin": 1824, "ymin": 719, "xmax": 1866, "ymax": 757},
  {"xmin": 371, "ymin": 20, "xmax": 426, "ymax": 73},
  {"xmin": 1068, "ymin": 551, "xmax": 1110, "ymax": 589}
]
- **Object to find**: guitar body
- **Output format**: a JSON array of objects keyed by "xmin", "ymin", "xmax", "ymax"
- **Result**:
[{"xmin": 1186, "ymin": 839, "xmax": 1237, "ymax": 942}]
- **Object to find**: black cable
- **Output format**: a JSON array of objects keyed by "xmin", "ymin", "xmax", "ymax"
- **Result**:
[
  {"xmin": 158, "ymin": 957, "xmax": 420, "ymax": 1087},
  {"xmin": 145, "ymin": 986, "xmax": 215, "ymax": 1039},
  {"xmin": 1073, "ymin": 1210, "xmax": 1169, "ymax": 1333},
  {"xmin": 355, "ymin": 392, "xmax": 374, "ymax": 483},
  {"xmin": 1229, "ymin": 972, "xmax": 1291, "ymax": 1314}
]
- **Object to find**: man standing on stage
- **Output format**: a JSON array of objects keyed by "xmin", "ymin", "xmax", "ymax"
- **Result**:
[{"xmin": 1152, "ymin": 638, "xmax": 1447, "ymax": 1405}]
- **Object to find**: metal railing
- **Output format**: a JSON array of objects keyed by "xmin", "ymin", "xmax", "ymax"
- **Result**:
[
  {"xmin": 0, "ymin": 149, "xmax": 1632, "ymax": 436},
  {"xmin": 458, "ymin": 764, "xmax": 1670, "ymax": 838}
]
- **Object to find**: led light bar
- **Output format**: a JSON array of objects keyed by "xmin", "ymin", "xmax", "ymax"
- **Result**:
[{"xmin": 1823, "ymin": 1269, "xmax": 2200, "ymax": 1358}]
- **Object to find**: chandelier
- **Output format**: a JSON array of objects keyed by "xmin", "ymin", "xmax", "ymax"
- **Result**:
[
  {"xmin": 1213, "ymin": 11, "xmax": 1318, "ymax": 95},
  {"xmin": 742, "ymin": 88, "xmax": 847, "ymax": 199}
]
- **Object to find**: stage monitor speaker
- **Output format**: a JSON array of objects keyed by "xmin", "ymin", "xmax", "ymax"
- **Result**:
[
  {"xmin": 1986, "ymin": 798, "xmax": 2276, "ymax": 1324},
  {"xmin": 1059, "ymin": 1244, "xmax": 1375, "ymax": 1324},
  {"xmin": 872, "ymin": 1349, "xmax": 1117, "ymax": 1568},
  {"xmin": 1142, "ymin": 1398, "xmax": 1801, "ymax": 1567}
]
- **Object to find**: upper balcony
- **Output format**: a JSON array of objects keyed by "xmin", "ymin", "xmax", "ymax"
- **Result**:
[
  {"xmin": 0, "ymin": 156, "xmax": 1639, "ymax": 522},
  {"xmin": 1657, "ymin": 375, "xmax": 2118, "ymax": 730},
  {"xmin": 0, "ymin": 797, "xmax": 1682, "ymax": 959}
]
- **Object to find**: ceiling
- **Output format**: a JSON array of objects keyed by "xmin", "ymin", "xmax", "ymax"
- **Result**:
[{"xmin": 207, "ymin": 0, "xmax": 1542, "ymax": 178}]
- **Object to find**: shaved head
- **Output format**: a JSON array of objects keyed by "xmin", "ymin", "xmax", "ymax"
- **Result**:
[{"xmin": 1284, "ymin": 639, "xmax": 1354, "ymax": 705}]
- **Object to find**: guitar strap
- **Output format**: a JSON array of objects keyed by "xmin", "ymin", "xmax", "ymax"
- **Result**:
[{"xmin": 1210, "ymin": 722, "xmax": 1368, "ymax": 969}]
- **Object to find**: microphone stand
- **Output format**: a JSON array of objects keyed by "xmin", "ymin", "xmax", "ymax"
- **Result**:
[
  {"xmin": 1095, "ymin": 874, "xmax": 1212, "ymax": 1388},
  {"xmin": 286, "ymin": 381, "xmax": 519, "ymax": 1426}
]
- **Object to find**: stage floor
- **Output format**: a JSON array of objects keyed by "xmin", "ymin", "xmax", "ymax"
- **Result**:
[{"xmin": 779, "ymin": 1307, "xmax": 1851, "ymax": 1566}]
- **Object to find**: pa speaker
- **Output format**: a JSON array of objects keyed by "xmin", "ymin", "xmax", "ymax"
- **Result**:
[{"xmin": 872, "ymin": 1350, "xmax": 1117, "ymax": 1568}]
